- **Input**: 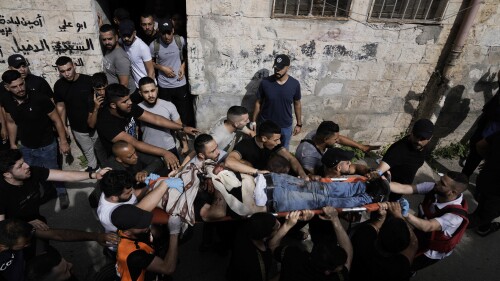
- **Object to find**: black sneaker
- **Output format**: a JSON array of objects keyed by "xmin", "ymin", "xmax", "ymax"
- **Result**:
[
  {"xmin": 58, "ymin": 193, "xmax": 70, "ymax": 210},
  {"xmin": 476, "ymin": 222, "xmax": 500, "ymax": 237}
]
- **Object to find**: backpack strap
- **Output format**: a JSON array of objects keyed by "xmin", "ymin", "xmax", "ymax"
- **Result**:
[
  {"xmin": 299, "ymin": 139, "xmax": 324, "ymax": 156},
  {"xmin": 173, "ymin": 35, "xmax": 184, "ymax": 62},
  {"xmin": 153, "ymin": 37, "xmax": 161, "ymax": 62}
]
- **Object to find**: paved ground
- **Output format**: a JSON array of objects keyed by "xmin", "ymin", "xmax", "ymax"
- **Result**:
[{"xmin": 41, "ymin": 144, "xmax": 500, "ymax": 280}]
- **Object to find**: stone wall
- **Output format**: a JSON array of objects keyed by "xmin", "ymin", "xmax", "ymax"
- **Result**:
[
  {"xmin": 0, "ymin": 0, "xmax": 101, "ymax": 86},
  {"xmin": 186, "ymin": 0, "xmax": 499, "ymax": 149}
]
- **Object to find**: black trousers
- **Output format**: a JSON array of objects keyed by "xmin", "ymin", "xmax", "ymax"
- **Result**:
[{"xmin": 159, "ymin": 84, "xmax": 195, "ymax": 127}]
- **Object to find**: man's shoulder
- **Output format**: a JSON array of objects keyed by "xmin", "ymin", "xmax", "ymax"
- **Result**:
[
  {"xmin": 107, "ymin": 46, "xmax": 128, "ymax": 58},
  {"xmin": 286, "ymin": 75, "xmax": 300, "ymax": 85}
]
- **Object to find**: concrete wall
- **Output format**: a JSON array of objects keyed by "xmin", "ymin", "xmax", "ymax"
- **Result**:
[
  {"xmin": 0, "ymin": 0, "xmax": 101, "ymax": 86},
  {"xmin": 187, "ymin": 0, "xmax": 500, "ymax": 149}
]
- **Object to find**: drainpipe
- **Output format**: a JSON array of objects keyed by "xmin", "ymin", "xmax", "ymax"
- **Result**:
[{"xmin": 430, "ymin": 0, "xmax": 483, "ymax": 123}]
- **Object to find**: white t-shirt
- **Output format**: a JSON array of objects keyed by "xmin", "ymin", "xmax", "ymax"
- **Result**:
[
  {"xmin": 97, "ymin": 193, "xmax": 138, "ymax": 233},
  {"xmin": 139, "ymin": 99, "xmax": 180, "ymax": 150},
  {"xmin": 416, "ymin": 182, "xmax": 464, "ymax": 259},
  {"xmin": 123, "ymin": 37, "xmax": 153, "ymax": 87}
]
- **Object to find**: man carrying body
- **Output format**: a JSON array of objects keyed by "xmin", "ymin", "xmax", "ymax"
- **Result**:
[
  {"xmin": 252, "ymin": 54, "xmax": 302, "ymax": 149},
  {"xmin": 95, "ymin": 83, "xmax": 198, "ymax": 171},
  {"xmin": 150, "ymin": 19, "xmax": 194, "ymax": 127},
  {"xmin": 369, "ymin": 118, "xmax": 434, "ymax": 200},
  {"xmin": 99, "ymin": 24, "xmax": 136, "ymax": 93},
  {"xmin": 54, "ymin": 56, "xmax": 100, "ymax": 173},
  {"xmin": 111, "ymin": 204, "xmax": 181, "ymax": 281},
  {"xmin": 225, "ymin": 120, "xmax": 309, "ymax": 180},
  {"xmin": 296, "ymin": 121, "xmax": 379, "ymax": 175},
  {"xmin": 389, "ymin": 171, "xmax": 469, "ymax": 272},
  {"xmin": 137, "ymin": 12, "xmax": 159, "ymax": 46},
  {"xmin": 138, "ymin": 77, "xmax": 186, "ymax": 159},
  {"xmin": 119, "ymin": 19, "xmax": 155, "ymax": 103},
  {"xmin": 2, "ymin": 70, "xmax": 71, "ymax": 208}
]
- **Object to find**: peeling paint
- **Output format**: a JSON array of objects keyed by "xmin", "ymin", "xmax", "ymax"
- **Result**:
[
  {"xmin": 415, "ymin": 26, "xmax": 442, "ymax": 45},
  {"xmin": 323, "ymin": 43, "xmax": 377, "ymax": 61},
  {"xmin": 300, "ymin": 40, "xmax": 316, "ymax": 57},
  {"xmin": 240, "ymin": 50, "xmax": 249, "ymax": 58},
  {"xmin": 254, "ymin": 44, "xmax": 265, "ymax": 55}
]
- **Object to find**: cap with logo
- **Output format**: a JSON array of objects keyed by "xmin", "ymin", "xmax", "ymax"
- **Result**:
[
  {"xmin": 159, "ymin": 19, "xmax": 174, "ymax": 34},
  {"xmin": 8, "ymin": 54, "xmax": 27, "ymax": 68},
  {"xmin": 118, "ymin": 19, "xmax": 136, "ymax": 36},
  {"xmin": 273, "ymin": 54, "xmax": 290, "ymax": 70}
]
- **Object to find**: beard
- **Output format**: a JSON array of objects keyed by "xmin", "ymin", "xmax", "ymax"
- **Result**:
[{"xmin": 116, "ymin": 106, "xmax": 131, "ymax": 117}]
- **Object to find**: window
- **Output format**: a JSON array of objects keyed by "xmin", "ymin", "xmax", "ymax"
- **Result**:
[
  {"xmin": 272, "ymin": 0, "xmax": 352, "ymax": 19},
  {"xmin": 369, "ymin": 0, "xmax": 449, "ymax": 22}
]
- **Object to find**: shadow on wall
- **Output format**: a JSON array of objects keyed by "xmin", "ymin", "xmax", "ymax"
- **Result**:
[
  {"xmin": 241, "ymin": 69, "xmax": 270, "ymax": 112},
  {"xmin": 428, "ymin": 85, "xmax": 470, "ymax": 151}
]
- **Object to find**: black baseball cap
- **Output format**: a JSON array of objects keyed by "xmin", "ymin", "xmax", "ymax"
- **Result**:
[
  {"xmin": 111, "ymin": 204, "xmax": 152, "ymax": 230},
  {"xmin": 8, "ymin": 54, "xmax": 27, "ymax": 68},
  {"xmin": 159, "ymin": 19, "xmax": 174, "ymax": 34},
  {"xmin": 273, "ymin": 54, "xmax": 290, "ymax": 70},
  {"xmin": 412, "ymin": 119, "xmax": 434, "ymax": 140},
  {"xmin": 321, "ymin": 148, "xmax": 354, "ymax": 168},
  {"xmin": 118, "ymin": 19, "xmax": 135, "ymax": 36}
]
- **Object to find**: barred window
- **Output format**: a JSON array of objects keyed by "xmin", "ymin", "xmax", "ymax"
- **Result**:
[
  {"xmin": 272, "ymin": 0, "xmax": 352, "ymax": 19},
  {"xmin": 369, "ymin": 0, "xmax": 449, "ymax": 22}
]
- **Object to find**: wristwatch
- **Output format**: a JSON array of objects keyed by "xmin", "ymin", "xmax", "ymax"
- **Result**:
[{"xmin": 296, "ymin": 124, "xmax": 302, "ymax": 127}]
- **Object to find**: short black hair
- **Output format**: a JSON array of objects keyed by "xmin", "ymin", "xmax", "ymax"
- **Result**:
[
  {"xmin": 257, "ymin": 120, "xmax": 281, "ymax": 138},
  {"xmin": 140, "ymin": 12, "xmax": 155, "ymax": 19},
  {"xmin": 310, "ymin": 241, "xmax": 348, "ymax": 271},
  {"xmin": 2, "ymin": 70, "xmax": 21, "ymax": 84},
  {"xmin": 55, "ymin": 56, "xmax": 72, "ymax": 66},
  {"xmin": 316, "ymin": 121, "xmax": 339, "ymax": 139},
  {"xmin": 227, "ymin": 106, "xmax": 248, "ymax": 122},
  {"xmin": 99, "ymin": 170, "xmax": 135, "ymax": 197},
  {"xmin": 113, "ymin": 8, "xmax": 130, "ymax": 21},
  {"xmin": 91, "ymin": 72, "xmax": 108, "ymax": 88},
  {"xmin": 0, "ymin": 219, "xmax": 33, "ymax": 248},
  {"xmin": 247, "ymin": 212, "xmax": 277, "ymax": 240},
  {"xmin": 0, "ymin": 149, "xmax": 23, "ymax": 173},
  {"xmin": 99, "ymin": 24, "xmax": 116, "ymax": 35},
  {"xmin": 266, "ymin": 154, "xmax": 290, "ymax": 173},
  {"xmin": 194, "ymin": 134, "xmax": 214, "ymax": 155},
  {"xmin": 25, "ymin": 246, "xmax": 63, "ymax": 281},
  {"xmin": 446, "ymin": 171, "xmax": 469, "ymax": 193},
  {"xmin": 105, "ymin": 83, "xmax": 129, "ymax": 104},
  {"xmin": 138, "ymin": 76, "xmax": 156, "ymax": 88}
]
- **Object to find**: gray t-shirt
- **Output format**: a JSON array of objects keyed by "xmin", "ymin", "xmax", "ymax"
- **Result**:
[
  {"xmin": 295, "ymin": 130, "xmax": 322, "ymax": 173},
  {"xmin": 209, "ymin": 117, "xmax": 237, "ymax": 153},
  {"xmin": 139, "ymin": 99, "xmax": 180, "ymax": 150},
  {"xmin": 149, "ymin": 36, "xmax": 186, "ymax": 88},
  {"xmin": 103, "ymin": 46, "xmax": 136, "ymax": 93}
]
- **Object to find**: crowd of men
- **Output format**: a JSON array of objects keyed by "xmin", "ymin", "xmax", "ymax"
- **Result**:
[{"xmin": 0, "ymin": 6, "xmax": 498, "ymax": 281}]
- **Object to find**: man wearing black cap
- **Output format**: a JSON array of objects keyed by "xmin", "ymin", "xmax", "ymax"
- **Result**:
[
  {"xmin": 321, "ymin": 147, "xmax": 370, "ymax": 178},
  {"xmin": 119, "ymin": 19, "xmax": 155, "ymax": 95},
  {"xmin": 111, "ymin": 204, "xmax": 181, "ymax": 281},
  {"xmin": 296, "ymin": 121, "xmax": 380, "ymax": 175},
  {"xmin": 252, "ymin": 54, "xmax": 302, "ymax": 149},
  {"xmin": 369, "ymin": 118, "xmax": 434, "ymax": 200},
  {"xmin": 149, "ymin": 19, "xmax": 194, "ymax": 127}
]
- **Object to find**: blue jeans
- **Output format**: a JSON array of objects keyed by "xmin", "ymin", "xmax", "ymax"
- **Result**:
[
  {"xmin": 280, "ymin": 124, "xmax": 293, "ymax": 150},
  {"xmin": 20, "ymin": 140, "xmax": 67, "ymax": 195},
  {"xmin": 268, "ymin": 173, "xmax": 372, "ymax": 212}
]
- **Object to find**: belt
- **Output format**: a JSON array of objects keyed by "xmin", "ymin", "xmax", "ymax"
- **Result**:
[{"xmin": 264, "ymin": 174, "xmax": 276, "ymax": 212}]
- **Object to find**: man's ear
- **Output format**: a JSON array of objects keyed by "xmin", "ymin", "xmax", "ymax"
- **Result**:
[
  {"xmin": 3, "ymin": 172, "xmax": 12, "ymax": 180},
  {"xmin": 197, "ymin": 152, "xmax": 205, "ymax": 160},
  {"xmin": 115, "ymin": 156, "xmax": 123, "ymax": 164},
  {"xmin": 110, "ymin": 102, "xmax": 117, "ymax": 109}
]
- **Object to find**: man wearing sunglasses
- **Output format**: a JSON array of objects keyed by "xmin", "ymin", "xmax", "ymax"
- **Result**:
[{"xmin": 149, "ymin": 19, "xmax": 194, "ymax": 127}]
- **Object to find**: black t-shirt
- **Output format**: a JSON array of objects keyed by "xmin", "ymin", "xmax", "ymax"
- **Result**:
[
  {"xmin": 0, "ymin": 166, "xmax": 50, "ymax": 222},
  {"xmin": 0, "ymin": 250, "xmax": 24, "ymax": 281},
  {"xmin": 350, "ymin": 223, "xmax": 410, "ymax": 281},
  {"xmin": 126, "ymin": 249, "xmax": 156, "ymax": 280},
  {"xmin": 2, "ymin": 93, "xmax": 55, "ymax": 148},
  {"xmin": 275, "ymin": 245, "xmax": 349, "ymax": 281},
  {"xmin": 227, "ymin": 225, "xmax": 273, "ymax": 281},
  {"xmin": 96, "ymin": 104, "xmax": 144, "ymax": 156},
  {"xmin": 233, "ymin": 138, "xmax": 283, "ymax": 170},
  {"xmin": 138, "ymin": 31, "xmax": 160, "ymax": 47},
  {"xmin": 54, "ymin": 74, "xmax": 94, "ymax": 133},
  {"xmin": 382, "ymin": 135, "xmax": 429, "ymax": 184}
]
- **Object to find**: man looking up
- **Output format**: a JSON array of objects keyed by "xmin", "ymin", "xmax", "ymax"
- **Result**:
[
  {"xmin": 252, "ymin": 54, "xmax": 302, "ymax": 149},
  {"xmin": 95, "ymin": 83, "xmax": 198, "ymax": 171},
  {"xmin": 99, "ymin": 24, "xmax": 136, "ymax": 93}
]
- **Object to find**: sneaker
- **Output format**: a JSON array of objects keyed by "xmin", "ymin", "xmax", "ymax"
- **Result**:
[
  {"xmin": 58, "ymin": 193, "xmax": 70, "ymax": 210},
  {"xmin": 476, "ymin": 222, "xmax": 500, "ymax": 237}
]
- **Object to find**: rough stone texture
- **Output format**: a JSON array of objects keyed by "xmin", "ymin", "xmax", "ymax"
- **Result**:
[{"xmin": 0, "ymin": 0, "xmax": 101, "ymax": 86}]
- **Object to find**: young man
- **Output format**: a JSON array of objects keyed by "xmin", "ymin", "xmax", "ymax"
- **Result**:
[
  {"xmin": 2, "ymin": 70, "xmax": 70, "ymax": 208},
  {"xmin": 138, "ymin": 76, "xmax": 186, "ymax": 158},
  {"xmin": 320, "ymin": 148, "xmax": 370, "ymax": 179},
  {"xmin": 95, "ymin": 83, "xmax": 198, "ymax": 170},
  {"xmin": 99, "ymin": 24, "xmax": 135, "ymax": 93},
  {"xmin": 54, "ymin": 56, "xmax": 100, "ymax": 172},
  {"xmin": 389, "ymin": 171, "xmax": 469, "ymax": 272},
  {"xmin": 111, "ymin": 204, "xmax": 181, "ymax": 281},
  {"xmin": 252, "ymin": 54, "xmax": 302, "ymax": 149},
  {"xmin": 225, "ymin": 120, "xmax": 309, "ymax": 180},
  {"xmin": 137, "ymin": 12, "xmax": 159, "ymax": 46}
]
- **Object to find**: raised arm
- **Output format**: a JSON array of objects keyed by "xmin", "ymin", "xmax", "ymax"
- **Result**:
[
  {"xmin": 146, "ymin": 216, "xmax": 180, "ymax": 275},
  {"xmin": 320, "ymin": 206, "xmax": 353, "ymax": 270},
  {"xmin": 277, "ymin": 148, "xmax": 309, "ymax": 180},
  {"xmin": 47, "ymin": 167, "xmax": 110, "ymax": 182},
  {"xmin": 389, "ymin": 182, "xmax": 417, "ymax": 195},
  {"xmin": 225, "ymin": 151, "xmax": 259, "ymax": 176},
  {"xmin": 139, "ymin": 110, "xmax": 198, "ymax": 136},
  {"xmin": 338, "ymin": 135, "xmax": 380, "ymax": 153}
]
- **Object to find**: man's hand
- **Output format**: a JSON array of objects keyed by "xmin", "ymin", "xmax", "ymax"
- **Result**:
[
  {"xmin": 284, "ymin": 210, "xmax": 302, "ymax": 227},
  {"xmin": 360, "ymin": 144, "xmax": 381, "ymax": 153},
  {"xmin": 299, "ymin": 210, "xmax": 315, "ymax": 221},
  {"xmin": 182, "ymin": 126, "xmax": 199, "ymax": 136},
  {"xmin": 95, "ymin": 167, "xmax": 112, "ymax": 180},
  {"xmin": 163, "ymin": 151, "xmax": 180, "ymax": 170},
  {"xmin": 293, "ymin": 125, "xmax": 301, "ymax": 136},
  {"xmin": 97, "ymin": 232, "xmax": 120, "ymax": 247},
  {"xmin": 377, "ymin": 202, "xmax": 388, "ymax": 218},
  {"xmin": 366, "ymin": 170, "xmax": 381, "ymax": 181},
  {"xmin": 177, "ymin": 68, "xmax": 184, "ymax": 81},
  {"xmin": 135, "ymin": 171, "xmax": 148, "ymax": 183},
  {"xmin": 59, "ymin": 140, "xmax": 70, "ymax": 155},
  {"xmin": 94, "ymin": 94, "xmax": 104, "ymax": 109},
  {"xmin": 387, "ymin": 201, "xmax": 404, "ymax": 219},
  {"xmin": 162, "ymin": 66, "xmax": 176, "ymax": 78},
  {"xmin": 249, "ymin": 122, "xmax": 256, "ymax": 131},
  {"xmin": 29, "ymin": 219, "xmax": 49, "ymax": 231},
  {"xmin": 319, "ymin": 206, "xmax": 340, "ymax": 222}
]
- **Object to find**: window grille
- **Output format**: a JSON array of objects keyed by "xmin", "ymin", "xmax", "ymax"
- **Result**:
[
  {"xmin": 369, "ymin": 0, "xmax": 449, "ymax": 22},
  {"xmin": 272, "ymin": 0, "xmax": 352, "ymax": 19}
]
